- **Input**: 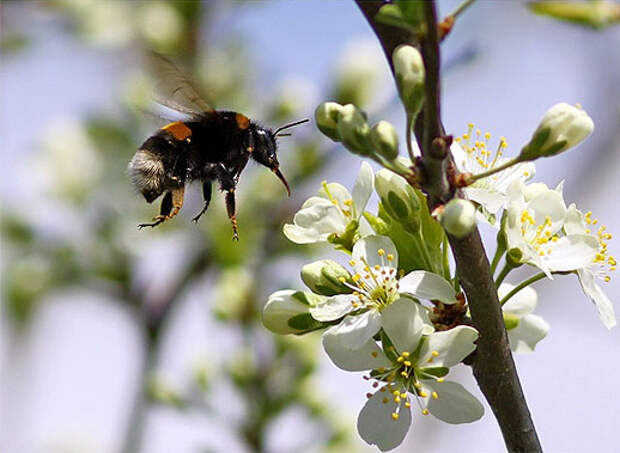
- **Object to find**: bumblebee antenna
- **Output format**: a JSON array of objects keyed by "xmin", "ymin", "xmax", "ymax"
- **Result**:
[{"xmin": 274, "ymin": 118, "xmax": 309, "ymax": 136}]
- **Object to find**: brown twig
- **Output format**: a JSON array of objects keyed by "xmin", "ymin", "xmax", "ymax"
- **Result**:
[{"xmin": 354, "ymin": 1, "xmax": 542, "ymax": 451}]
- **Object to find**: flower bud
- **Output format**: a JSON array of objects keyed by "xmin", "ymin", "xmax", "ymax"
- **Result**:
[
  {"xmin": 370, "ymin": 121, "xmax": 400, "ymax": 161},
  {"xmin": 440, "ymin": 199, "xmax": 476, "ymax": 238},
  {"xmin": 375, "ymin": 169, "xmax": 421, "ymax": 231},
  {"xmin": 301, "ymin": 259, "xmax": 353, "ymax": 296},
  {"xmin": 520, "ymin": 103, "xmax": 594, "ymax": 160},
  {"xmin": 503, "ymin": 312, "xmax": 520, "ymax": 330},
  {"xmin": 262, "ymin": 290, "xmax": 315, "ymax": 335},
  {"xmin": 315, "ymin": 101, "xmax": 344, "ymax": 141},
  {"xmin": 392, "ymin": 44, "xmax": 425, "ymax": 115},
  {"xmin": 337, "ymin": 104, "xmax": 372, "ymax": 156}
]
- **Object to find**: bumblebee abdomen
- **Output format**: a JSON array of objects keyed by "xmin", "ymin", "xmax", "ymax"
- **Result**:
[{"xmin": 129, "ymin": 147, "xmax": 166, "ymax": 203}]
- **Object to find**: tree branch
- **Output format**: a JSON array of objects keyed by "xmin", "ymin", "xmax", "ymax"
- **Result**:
[{"xmin": 355, "ymin": 1, "xmax": 542, "ymax": 451}]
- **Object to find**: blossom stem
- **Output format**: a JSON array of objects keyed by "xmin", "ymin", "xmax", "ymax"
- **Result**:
[
  {"xmin": 442, "ymin": 234, "xmax": 451, "ymax": 280},
  {"xmin": 490, "ymin": 245, "xmax": 505, "ymax": 276},
  {"xmin": 406, "ymin": 110, "xmax": 416, "ymax": 161},
  {"xmin": 450, "ymin": 0, "xmax": 477, "ymax": 19},
  {"xmin": 356, "ymin": 2, "xmax": 542, "ymax": 451},
  {"xmin": 413, "ymin": 230, "xmax": 435, "ymax": 272},
  {"xmin": 499, "ymin": 272, "xmax": 547, "ymax": 306},
  {"xmin": 495, "ymin": 261, "xmax": 514, "ymax": 288},
  {"xmin": 467, "ymin": 156, "xmax": 524, "ymax": 184}
]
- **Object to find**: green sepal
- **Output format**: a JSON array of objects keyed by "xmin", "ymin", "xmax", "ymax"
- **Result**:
[
  {"xmin": 291, "ymin": 290, "xmax": 324, "ymax": 306},
  {"xmin": 327, "ymin": 219, "xmax": 359, "ymax": 252},
  {"xmin": 419, "ymin": 366, "xmax": 450, "ymax": 379},
  {"xmin": 542, "ymin": 140, "xmax": 568, "ymax": 157},
  {"xmin": 520, "ymin": 126, "xmax": 550, "ymax": 160},
  {"xmin": 503, "ymin": 312, "xmax": 520, "ymax": 330},
  {"xmin": 363, "ymin": 211, "xmax": 390, "ymax": 235},
  {"xmin": 288, "ymin": 313, "xmax": 329, "ymax": 334},
  {"xmin": 506, "ymin": 247, "xmax": 524, "ymax": 267}
]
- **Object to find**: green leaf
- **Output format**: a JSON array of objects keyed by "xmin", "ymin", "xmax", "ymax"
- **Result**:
[{"xmin": 415, "ymin": 189, "xmax": 445, "ymax": 272}]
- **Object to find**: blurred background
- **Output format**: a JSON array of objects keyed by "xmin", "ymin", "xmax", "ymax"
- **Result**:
[{"xmin": 1, "ymin": 1, "xmax": 619, "ymax": 452}]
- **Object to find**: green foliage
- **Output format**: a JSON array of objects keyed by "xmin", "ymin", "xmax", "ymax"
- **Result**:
[{"xmin": 528, "ymin": 1, "xmax": 620, "ymax": 30}]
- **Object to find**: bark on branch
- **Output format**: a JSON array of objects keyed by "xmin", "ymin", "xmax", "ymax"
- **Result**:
[{"xmin": 355, "ymin": 1, "xmax": 542, "ymax": 451}]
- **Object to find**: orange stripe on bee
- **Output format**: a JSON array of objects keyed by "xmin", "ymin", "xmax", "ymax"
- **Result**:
[
  {"xmin": 161, "ymin": 121, "xmax": 192, "ymax": 141},
  {"xmin": 235, "ymin": 113, "xmax": 250, "ymax": 130}
]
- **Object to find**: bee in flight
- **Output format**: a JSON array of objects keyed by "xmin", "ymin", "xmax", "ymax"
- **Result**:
[{"xmin": 129, "ymin": 52, "xmax": 308, "ymax": 240}]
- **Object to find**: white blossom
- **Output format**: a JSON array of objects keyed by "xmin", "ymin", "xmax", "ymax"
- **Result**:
[
  {"xmin": 310, "ymin": 235, "xmax": 457, "ymax": 350},
  {"xmin": 504, "ymin": 180, "xmax": 598, "ymax": 277},
  {"xmin": 564, "ymin": 205, "xmax": 616, "ymax": 328},
  {"xmin": 283, "ymin": 162, "xmax": 374, "ymax": 244},
  {"xmin": 499, "ymin": 283, "xmax": 550, "ymax": 353},
  {"xmin": 452, "ymin": 128, "xmax": 535, "ymax": 222},
  {"xmin": 323, "ymin": 299, "xmax": 483, "ymax": 451}
]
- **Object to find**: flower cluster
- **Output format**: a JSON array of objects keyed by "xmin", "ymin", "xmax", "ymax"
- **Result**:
[
  {"xmin": 262, "ymin": 96, "xmax": 614, "ymax": 449},
  {"xmin": 264, "ymin": 164, "xmax": 485, "ymax": 450}
]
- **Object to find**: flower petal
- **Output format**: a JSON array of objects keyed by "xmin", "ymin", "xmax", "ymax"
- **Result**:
[
  {"xmin": 357, "ymin": 390, "xmax": 411, "ymax": 452},
  {"xmin": 398, "ymin": 271, "xmax": 458, "ymax": 304},
  {"xmin": 564, "ymin": 203, "xmax": 585, "ymax": 235},
  {"xmin": 507, "ymin": 314, "xmax": 550, "ymax": 353},
  {"xmin": 282, "ymin": 224, "xmax": 325, "ymax": 244},
  {"xmin": 351, "ymin": 161, "xmax": 375, "ymax": 219},
  {"xmin": 381, "ymin": 298, "xmax": 431, "ymax": 354},
  {"xmin": 326, "ymin": 310, "xmax": 382, "ymax": 350},
  {"xmin": 322, "ymin": 332, "xmax": 391, "ymax": 371},
  {"xmin": 352, "ymin": 235, "xmax": 398, "ymax": 271},
  {"xmin": 577, "ymin": 269, "xmax": 616, "ymax": 329},
  {"xmin": 466, "ymin": 188, "xmax": 505, "ymax": 215},
  {"xmin": 540, "ymin": 234, "xmax": 598, "ymax": 272},
  {"xmin": 423, "ymin": 380, "xmax": 484, "ymax": 424},
  {"xmin": 419, "ymin": 326, "xmax": 478, "ymax": 368},
  {"xmin": 499, "ymin": 283, "xmax": 537, "ymax": 317},
  {"xmin": 309, "ymin": 294, "xmax": 356, "ymax": 321}
]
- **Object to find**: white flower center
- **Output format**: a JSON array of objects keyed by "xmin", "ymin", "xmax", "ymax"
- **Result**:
[
  {"xmin": 364, "ymin": 348, "xmax": 444, "ymax": 421},
  {"xmin": 455, "ymin": 124, "xmax": 531, "ymax": 191},
  {"xmin": 518, "ymin": 211, "xmax": 558, "ymax": 257},
  {"xmin": 321, "ymin": 181, "xmax": 354, "ymax": 219},
  {"xmin": 584, "ymin": 211, "xmax": 616, "ymax": 282},
  {"xmin": 340, "ymin": 249, "xmax": 401, "ymax": 310}
]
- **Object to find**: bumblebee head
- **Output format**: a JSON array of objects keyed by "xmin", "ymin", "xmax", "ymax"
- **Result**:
[
  {"xmin": 249, "ymin": 119, "xmax": 309, "ymax": 196},
  {"xmin": 250, "ymin": 126, "xmax": 290, "ymax": 196}
]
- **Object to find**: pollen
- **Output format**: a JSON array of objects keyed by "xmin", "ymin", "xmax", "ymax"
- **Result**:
[
  {"xmin": 437, "ymin": 378, "xmax": 445, "ymax": 383},
  {"xmin": 371, "ymin": 351, "xmax": 378, "ymax": 358},
  {"xmin": 431, "ymin": 351, "xmax": 439, "ymax": 357},
  {"xmin": 387, "ymin": 254, "xmax": 394, "ymax": 261},
  {"xmin": 391, "ymin": 412, "xmax": 399, "ymax": 420},
  {"xmin": 378, "ymin": 249, "xmax": 385, "ymax": 256},
  {"xmin": 432, "ymin": 392, "xmax": 439, "ymax": 399},
  {"xmin": 422, "ymin": 409, "xmax": 429, "ymax": 415},
  {"xmin": 402, "ymin": 351, "xmax": 410, "ymax": 358}
]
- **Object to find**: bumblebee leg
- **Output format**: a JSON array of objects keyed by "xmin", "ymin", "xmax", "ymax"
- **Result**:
[
  {"xmin": 225, "ymin": 189, "xmax": 239, "ymax": 241},
  {"xmin": 138, "ymin": 191, "xmax": 172, "ymax": 228},
  {"xmin": 192, "ymin": 181, "xmax": 213, "ymax": 223},
  {"xmin": 138, "ymin": 186, "xmax": 185, "ymax": 229}
]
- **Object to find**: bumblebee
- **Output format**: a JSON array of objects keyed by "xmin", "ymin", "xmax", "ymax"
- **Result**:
[{"xmin": 129, "ymin": 53, "xmax": 308, "ymax": 240}]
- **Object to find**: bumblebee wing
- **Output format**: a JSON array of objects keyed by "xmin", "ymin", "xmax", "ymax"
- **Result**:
[{"xmin": 147, "ymin": 51, "xmax": 217, "ymax": 116}]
